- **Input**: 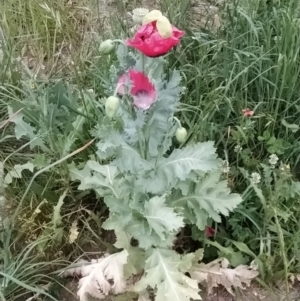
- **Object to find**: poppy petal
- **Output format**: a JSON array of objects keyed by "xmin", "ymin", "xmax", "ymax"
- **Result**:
[
  {"xmin": 127, "ymin": 22, "xmax": 184, "ymax": 57},
  {"xmin": 117, "ymin": 69, "xmax": 156, "ymax": 110}
]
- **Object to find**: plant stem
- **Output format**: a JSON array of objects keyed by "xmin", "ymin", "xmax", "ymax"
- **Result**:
[
  {"xmin": 140, "ymin": 52, "xmax": 145, "ymax": 72},
  {"xmin": 273, "ymin": 207, "xmax": 289, "ymax": 295},
  {"xmin": 172, "ymin": 116, "xmax": 182, "ymax": 128}
]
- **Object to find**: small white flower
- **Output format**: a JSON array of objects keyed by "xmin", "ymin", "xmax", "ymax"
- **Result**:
[
  {"xmin": 274, "ymin": 36, "xmax": 282, "ymax": 42},
  {"xmin": 132, "ymin": 8, "xmax": 149, "ymax": 24},
  {"xmin": 234, "ymin": 144, "xmax": 243, "ymax": 153},
  {"xmin": 251, "ymin": 172, "xmax": 261, "ymax": 184},
  {"xmin": 269, "ymin": 154, "xmax": 278, "ymax": 166},
  {"xmin": 222, "ymin": 160, "xmax": 230, "ymax": 173},
  {"xmin": 181, "ymin": 87, "xmax": 187, "ymax": 94}
]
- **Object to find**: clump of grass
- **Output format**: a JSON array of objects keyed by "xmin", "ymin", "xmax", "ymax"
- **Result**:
[
  {"xmin": 0, "ymin": 0, "xmax": 96, "ymax": 75},
  {"xmin": 171, "ymin": 0, "xmax": 300, "ymax": 282}
]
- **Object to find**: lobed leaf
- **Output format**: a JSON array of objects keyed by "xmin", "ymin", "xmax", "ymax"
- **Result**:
[
  {"xmin": 135, "ymin": 248, "xmax": 199, "ymax": 301},
  {"xmin": 171, "ymin": 171, "xmax": 243, "ymax": 229}
]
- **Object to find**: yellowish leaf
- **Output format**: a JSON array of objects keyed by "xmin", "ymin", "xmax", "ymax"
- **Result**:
[
  {"xmin": 189, "ymin": 258, "xmax": 259, "ymax": 295},
  {"xmin": 69, "ymin": 220, "xmax": 79, "ymax": 244}
]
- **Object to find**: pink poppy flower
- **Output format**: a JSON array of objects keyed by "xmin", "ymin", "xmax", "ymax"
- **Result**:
[
  {"xmin": 117, "ymin": 69, "xmax": 156, "ymax": 110},
  {"xmin": 126, "ymin": 21, "xmax": 184, "ymax": 57},
  {"xmin": 242, "ymin": 108, "xmax": 254, "ymax": 117},
  {"xmin": 205, "ymin": 226, "xmax": 216, "ymax": 237}
]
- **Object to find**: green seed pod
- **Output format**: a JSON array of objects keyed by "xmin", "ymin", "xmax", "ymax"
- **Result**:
[
  {"xmin": 99, "ymin": 40, "xmax": 115, "ymax": 55},
  {"xmin": 176, "ymin": 127, "xmax": 187, "ymax": 143},
  {"xmin": 105, "ymin": 96, "xmax": 120, "ymax": 118}
]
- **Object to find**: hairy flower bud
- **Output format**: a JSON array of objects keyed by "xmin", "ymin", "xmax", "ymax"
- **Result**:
[
  {"xmin": 157, "ymin": 16, "xmax": 173, "ymax": 39},
  {"xmin": 105, "ymin": 96, "xmax": 120, "ymax": 118},
  {"xmin": 99, "ymin": 40, "xmax": 115, "ymax": 55},
  {"xmin": 176, "ymin": 127, "xmax": 187, "ymax": 143}
]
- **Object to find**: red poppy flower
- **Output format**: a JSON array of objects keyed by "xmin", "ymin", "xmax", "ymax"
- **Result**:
[
  {"xmin": 117, "ymin": 69, "xmax": 156, "ymax": 110},
  {"xmin": 242, "ymin": 108, "xmax": 254, "ymax": 117},
  {"xmin": 126, "ymin": 21, "xmax": 184, "ymax": 57},
  {"xmin": 205, "ymin": 226, "xmax": 216, "ymax": 237}
]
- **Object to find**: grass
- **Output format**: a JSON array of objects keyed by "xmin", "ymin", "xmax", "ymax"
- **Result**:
[
  {"xmin": 1, "ymin": 0, "xmax": 300, "ymax": 299},
  {"xmin": 174, "ymin": 0, "xmax": 300, "ymax": 283}
]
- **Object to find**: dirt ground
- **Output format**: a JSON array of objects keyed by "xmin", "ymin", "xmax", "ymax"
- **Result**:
[{"xmin": 59, "ymin": 281, "xmax": 300, "ymax": 301}]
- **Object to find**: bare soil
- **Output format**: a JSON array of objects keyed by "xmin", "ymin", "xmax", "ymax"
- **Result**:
[{"xmin": 59, "ymin": 283, "xmax": 300, "ymax": 301}]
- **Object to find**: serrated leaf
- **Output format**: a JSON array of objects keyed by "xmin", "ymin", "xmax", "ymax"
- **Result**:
[
  {"xmin": 178, "ymin": 253, "xmax": 196, "ymax": 272},
  {"xmin": 69, "ymin": 162, "xmax": 92, "ymax": 187},
  {"xmin": 4, "ymin": 162, "xmax": 35, "ymax": 185},
  {"xmin": 53, "ymin": 189, "xmax": 67, "ymax": 228},
  {"xmin": 155, "ymin": 69, "xmax": 182, "ymax": 109},
  {"xmin": 114, "ymin": 230, "xmax": 145, "ymax": 276},
  {"xmin": 123, "ymin": 110, "xmax": 146, "ymax": 145},
  {"xmin": 103, "ymin": 194, "xmax": 175, "ymax": 249},
  {"xmin": 32, "ymin": 154, "xmax": 50, "ymax": 169},
  {"xmin": 7, "ymin": 106, "xmax": 45, "ymax": 149},
  {"xmin": 96, "ymin": 131, "xmax": 124, "ymax": 159},
  {"xmin": 117, "ymin": 44, "xmax": 136, "ymax": 70},
  {"xmin": 135, "ymin": 248, "xmax": 199, "ymax": 301},
  {"xmin": 155, "ymin": 142, "xmax": 221, "ymax": 190},
  {"xmin": 147, "ymin": 69, "xmax": 182, "ymax": 157},
  {"xmin": 102, "ymin": 195, "xmax": 133, "ymax": 232},
  {"xmin": 172, "ymin": 172, "xmax": 243, "ymax": 229},
  {"xmin": 125, "ymin": 218, "xmax": 174, "ymax": 249},
  {"xmin": 136, "ymin": 142, "xmax": 221, "ymax": 195},
  {"xmin": 69, "ymin": 161, "xmax": 120, "ymax": 197},
  {"xmin": 144, "ymin": 195, "xmax": 184, "ymax": 240},
  {"xmin": 114, "ymin": 145, "xmax": 153, "ymax": 174}
]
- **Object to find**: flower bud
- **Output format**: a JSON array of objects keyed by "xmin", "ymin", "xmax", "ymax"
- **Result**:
[
  {"xmin": 142, "ymin": 10, "xmax": 163, "ymax": 25},
  {"xmin": 176, "ymin": 127, "xmax": 187, "ymax": 143},
  {"xmin": 99, "ymin": 40, "xmax": 115, "ymax": 55},
  {"xmin": 132, "ymin": 8, "xmax": 149, "ymax": 25},
  {"xmin": 157, "ymin": 16, "xmax": 173, "ymax": 39},
  {"xmin": 105, "ymin": 96, "xmax": 120, "ymax": 118}
]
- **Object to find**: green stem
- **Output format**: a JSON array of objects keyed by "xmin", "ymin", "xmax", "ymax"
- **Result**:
[
  {"xmin": 274, "ymin": 208, "xmax": 289, "ymax": 295},
  {"xmin": 138, "ymin": 130, "xmax": 145, "ymax": 159},
  {"xmin": 112, "ymin": 39, "xmax": 127, "ymax": 47},
  {"xmin": 170, "ymin": 116, "xmax": 182, "ymax": 128},
  {"xmin": 140, "ymin": 52, "xmax": 145, "ymax": 72}
]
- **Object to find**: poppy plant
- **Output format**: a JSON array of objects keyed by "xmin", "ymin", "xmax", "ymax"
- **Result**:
[
  {"xmin": 117, "ymin": 69, "xmax": 156, "ymax": 110},
  {"xmin": 126, "ymin": 21, "xmax": 184, "ymax": 57}
]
